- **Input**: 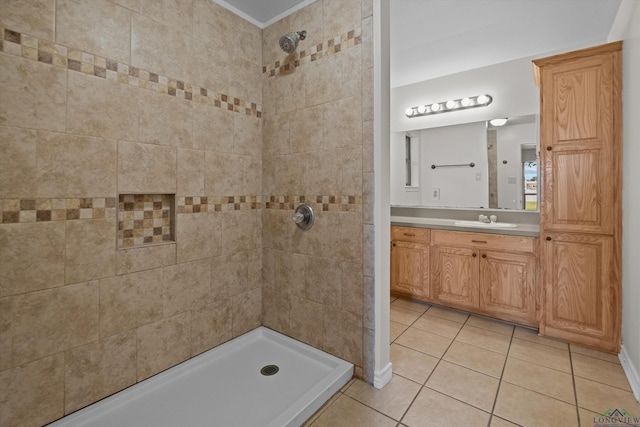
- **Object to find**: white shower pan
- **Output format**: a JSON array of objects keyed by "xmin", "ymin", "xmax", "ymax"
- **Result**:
[{"xmin": 50, "ymin": 327, "xmax": 353, "ymax": 427}]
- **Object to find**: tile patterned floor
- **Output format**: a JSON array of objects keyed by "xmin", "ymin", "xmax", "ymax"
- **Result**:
[{"xmin": 303, "ymin": 297, "xmax": 640, "ymax": 427}]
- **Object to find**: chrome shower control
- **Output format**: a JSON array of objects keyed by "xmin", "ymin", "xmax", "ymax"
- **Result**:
[{"xmin": 292, "ymin": 203, "xmax": 314, "ymax": 230}]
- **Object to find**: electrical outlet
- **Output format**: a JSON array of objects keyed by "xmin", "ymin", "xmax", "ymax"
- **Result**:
[{"xmin": 431, "ymin": 188, "xmax": 440, "ymax": 200}]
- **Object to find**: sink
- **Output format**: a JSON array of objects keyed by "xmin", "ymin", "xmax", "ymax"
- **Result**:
[{"xmin": 454, "ymin": 220, "xmax": 518, "ymax": 228}]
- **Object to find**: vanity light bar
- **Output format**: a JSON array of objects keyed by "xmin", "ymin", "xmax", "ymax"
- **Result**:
[{"xmin": 405, "ymin": 94, "xmax": 493, "ymax": 118}]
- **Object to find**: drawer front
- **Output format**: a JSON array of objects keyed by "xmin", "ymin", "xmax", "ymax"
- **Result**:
[
  {"xmin": 430, "ymin": 230, "xmax": 536, "ymax": 253},
  {"xmin": 391, "ymin": 226, "xmax": 430, "ymax": 244}
]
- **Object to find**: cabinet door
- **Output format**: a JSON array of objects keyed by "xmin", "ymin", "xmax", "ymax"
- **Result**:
[
  {"xmin": 391, "ymin": 241, "xmax": 429, "ymax": 300},
  {"xmin": 540, "ymin": 232, "xmax": 619, "ymax": 352},
  {"xmin": 479, "ymin": 250, "xmax": 537, "ymax": 326},
  {"xmin": 538, "ymin": 52, "xmax": 619, "ymax": 235},
  {"xmin": 431, "ymin": 245, "xmax": 478, "ymax": 311}
]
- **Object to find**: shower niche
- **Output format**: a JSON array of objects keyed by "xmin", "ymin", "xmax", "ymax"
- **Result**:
[{"xmin": 117, "ymin": 194, "xmax": 175, "ymax": 248}]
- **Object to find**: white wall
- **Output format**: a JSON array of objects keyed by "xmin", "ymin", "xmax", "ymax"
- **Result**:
[
  {"xmin": 495, "ymin": 122, "xmax": 537, "ymax": 209},
  {"xmin": 616, "ymin": 0, "xmax": 640, "ymax": 400}
]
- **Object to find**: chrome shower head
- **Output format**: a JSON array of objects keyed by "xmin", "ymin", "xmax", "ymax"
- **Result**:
[{"xmin": 279, "ymin": 30, "xmax": 307, "ymax": 54}]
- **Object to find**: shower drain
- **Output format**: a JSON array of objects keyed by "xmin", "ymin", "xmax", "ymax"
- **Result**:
[{"xmin": 260, "ymin": 364, "xmax": 279, "ymax": 376}]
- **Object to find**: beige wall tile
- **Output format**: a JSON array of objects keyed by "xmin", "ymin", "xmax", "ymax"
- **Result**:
[
  {"xmin": 262, "ymin": 210, "xmax": 291, "ymax": 252},
  {"xmin": 341, "ymin": 261, "xmax": 363, "ymax": 315},
  {"xmin": 65, "ymin": 218, "xmax": 116, "ymax": 284},
  {"xmin": 176, "ymin": 212, "xmax": 221, "ymax": 263},
  {"xmin": 233, "ymin": 114, "xmax": 262, "ymax": 157},
  {"xmin": 132, "ymin": 14, "xmax": 190, "ymax": 82},
  {"xmin": 231, "ymin": 288, "xmax": 261, "ymax": 336},
  {"xmin": 323, "ymin": 96, "xmax": 363, "ymax": 149},
  {"xmin": 287, "ymin": 0, "xmax": 324, "ymax": 53},
  {"xmin": 262, "ymin": 288, "xmax": 290, "ymax": 334},
  {"xmin": 305, "ymin": 53, "xmax": 343, "ymax": 107},
  {"xmin": 263, "ymin": 114, "xmax": 290, "ymax": 157},
  {"xmin": 343, "ymin": 45, "xmax": 363, "ymax": 98},
  {"xmin": 303, "ymin": 150, "xmax": 341, "ymax": 194},
  {"xmin": 140, "ymin": 0, "xmax": 192, "ymax": 33},
  {"xmin": 56, "ymin": 0, "xmax": 131, "ymax": 63},
  {"xmin": 235, "ymin": 16, "xmax": 262, "ymax": 66},
  {"xmin": 192, "ymin": 102, "xmax": 234, "ymax": 152},
  {"xmin": 177, "ymin": 148, "xmax": 205, "ymax": 196},
  {"xmin": 37, "ymin": 131, "xmax": 117, "ymax": 198},
  {"xmin": 139, "ymin": 89, "xmax": 193, "ymax": 148},
  {"xmin": 67, "ymin": 72, "xmax": 138, "ymax": 141},
  {"xmin": 290, "ymin": 106, "xmax": 322, "ymax": 153},
  {"xmin": 188, "ymin": 37, "xmax": 229, "ymax": 95},
  {"xmin": 211, "ymin": 251, "xmax": 260, "ymax": 299},
  {"xmin": 273, "ymin": 250, "xmax": 305, "ymax": 297},
  {"xmin": 137, "ymin": 312, "xmax": 191, "ymax": 380},
  {"xmin": 0, "ymin": 222, "xmax": 65, "ymax": 297},
  {"xmin": 64, "ymin": 331, "xmax": 136, "ymax": 414},
  {"xmin": 341, "ymin": 146, "xmax": 363, "ymax": 195},
  {"xmin": 0, "ymin": 297, "xmax": 13, "ymax": 371},
  {"xmin": 304, "ymin": 255, "xmax": 341, "ymax": 306},
  {"xmin": 262, "ymin": 17, "xmax": 289, "ymax": 70},
  {"xmin": 204, "ymin": 152, "xmax": 243, "ymax": 196},
  {"xmin": 192, "ymin": 0, "xmax": 232, "ymax": 63},
  {"xmin": 12, "ymin": 282, "xmax": 99, "ymax": 366},
  {"xmin": 336, "ymin": 212, "xmax": 363, "ymax": 263},
  {"xmin": 274, "ymin": 68, "xmax": 305, "ymax": 115},
  {"xmin": 118, "ymin": 141, "xmax": 177, "ymax": 193},
  {"xmin": 163, "ymin": 258, "xmax": 211, "ymax": 317},
  {"xmin": 362, "ymin": 172, "xmax": 374, "ymax": 224},
  {"xmin": 323, "ymin": 0, "xmax": 361, "ymax": 39},
  {"xmin": 272, "ymin": 153, "xmax": 305, "ymax": 194},
  {"xmin": 290, "ymin": 295, "xmax": 323, "ymax": 349},
  {"xmin": 221, "ymin": 210, "xmax": 261, "ymax": 253},
  {"xmin": 361, "ymin": 16, "xmax": 373, "ymax": 70},
  {"xmin": 111, "ymin": 0, "xmax": 139, "ymax": 11},
  {"xmin": 262, "ymin": 75, "xmax": 275, "ymax": 118},
  {"xmin": 0, "ymin": 126, "xmax": 37, "ymax": 198},
  {"xmin": 0, "ymin": 0, "xmax": 55, "ymax": 40},
  {"xmin": 0, "ymin": 54, "xmax": 66, "ymax": 132},
  {"xmin": 0, "ymin": 354, "xmax": 64, "ymax": 427},
  {"xmin": 116, "ymin": 243, "xmax": 176, "ymax": 275},
  {"xmin": 242, "ymin": 155, "xmax": 262, "ymax": 195},
  {"xmin": 323, "ymin": 306, "xmax": 363, "ymax": 365},
  {"xmin": 191, "ymin": 299, "xmax": 232, "ymax": 355},
  {"xmin": 99, "ymin": 268, "xmax": 163, "ymax": 338}
]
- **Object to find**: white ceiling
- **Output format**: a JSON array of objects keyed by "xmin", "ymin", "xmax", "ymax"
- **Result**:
[{"xmin": 215, "ymin": 0, "xmax": 622, "ymax": 87}]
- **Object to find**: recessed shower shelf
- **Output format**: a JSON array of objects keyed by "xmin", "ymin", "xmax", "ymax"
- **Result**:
[{"xmin": 117, "ymin": 194, "xmax": 175, "ymax": 249}]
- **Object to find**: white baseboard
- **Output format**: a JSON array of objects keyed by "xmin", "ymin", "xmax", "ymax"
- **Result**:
[
  {"xmin": 373, "ymin": 362, "xmax": 392, "ymax": 389},
  {"xmin": 619, "ymin": 344, "xmax": 640, "ymax": 403}
]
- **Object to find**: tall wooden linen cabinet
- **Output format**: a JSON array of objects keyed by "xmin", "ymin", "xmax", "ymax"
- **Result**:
[{"xmin": 533, "ymin": 42, "xmax": 622, "ymax": 353}]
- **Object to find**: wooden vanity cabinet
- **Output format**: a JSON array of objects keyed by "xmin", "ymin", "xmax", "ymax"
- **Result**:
[
  {"xmin": 533, "ymin": 42, "xmax": 622, "ymax": 353},
  {"xmin": 390, "ymin": 226, "xmax": 430, "ymax": 300},
  {"xmin": 430, "ymin": 230, "xmax": 538, "ymax": 326}
]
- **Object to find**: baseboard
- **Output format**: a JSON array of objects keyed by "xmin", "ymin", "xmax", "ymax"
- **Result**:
[
  {"xmin": 619, "ymin": 344, "xmax": 640, "ymax": 403},
  {"xmin": 373, "ymin": 362, "xmax": 392, "ymax": 389}
]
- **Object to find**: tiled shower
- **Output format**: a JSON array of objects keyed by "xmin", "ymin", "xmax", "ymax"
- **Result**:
[{"xmin": 0, "ymin": 0, "xmax": 375, "ymax": 425}]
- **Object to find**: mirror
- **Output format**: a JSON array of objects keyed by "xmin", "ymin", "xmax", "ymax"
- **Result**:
[{"xmin": 390, "ymin": 114, "xmax": 539, "ymax": 210}]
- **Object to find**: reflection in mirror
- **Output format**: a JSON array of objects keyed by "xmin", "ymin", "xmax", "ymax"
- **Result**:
[{"xmin": 390, "ymin": 114, "xmax": 539, "ymax": 211}]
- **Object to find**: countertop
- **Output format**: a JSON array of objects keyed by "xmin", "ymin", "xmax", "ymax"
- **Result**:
[{"xmin": 391, "ymin": 216, "xmax": 540, "ymax": 237}]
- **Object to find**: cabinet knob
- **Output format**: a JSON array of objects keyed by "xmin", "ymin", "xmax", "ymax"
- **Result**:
[
  {"xmin": 482, "ymin": 254, "xmax": 487, "ymax": 258},
  {"xmin": 472, "ymin": 253, "xmax": 477, "ymax": 257},
  {"xmin": 546, "ymin": 236, "xmax": 552, "ymax": 241},
  {"xmin": 546, "ymin": 146, "xmax": 552, "ymax": 151}
]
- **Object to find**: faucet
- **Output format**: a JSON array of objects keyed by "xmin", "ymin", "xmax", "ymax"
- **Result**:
[
  {"xmin": 490, "ymin": 215, "xmax": 498, "ymax": 224},
  {"xmin": 478, "ymin": 214, "xmax": 490, "ymax": 223}
]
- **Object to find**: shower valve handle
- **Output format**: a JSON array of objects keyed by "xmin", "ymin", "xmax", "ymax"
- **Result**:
[{"xmin": 292, "ymin": 212, "xmax": 305, "ymax": 223}]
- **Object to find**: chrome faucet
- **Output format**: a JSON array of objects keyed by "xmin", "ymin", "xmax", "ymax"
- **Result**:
[
  {"xmin": 490, "ymin": 215, "xmax": 498, "ymax": 224},
  {"xmin": 478, "ymin": 214, "xmax": 490, "ymax": 223}
]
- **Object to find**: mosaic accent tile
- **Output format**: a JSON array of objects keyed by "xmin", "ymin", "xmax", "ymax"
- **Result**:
[
  {"xmin": 0, "ymin": 27, "xmax": 262, "ymax": 118},
  {"xmin": 264, "ymin": 195, "xmax": 362, "ymax": 212},
  {"xmin": 0, "ymin": 198, "xmax": 116, "ymax": 224},
  {"xmin": 176, "ymin": 195, "xmax": 263, "ymax": 213},
  {"xmin": 263, "ymin": 28, "xmax": 362, "ymax": 78},
  {"xmin": 118, "ymin": 194, "xmax": 174, "ymax": 248}
]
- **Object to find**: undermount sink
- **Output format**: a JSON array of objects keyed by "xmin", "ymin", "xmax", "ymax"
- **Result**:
[{"xmin": 454, "ymin": 220, "xmax": 518, "ymax": 228}]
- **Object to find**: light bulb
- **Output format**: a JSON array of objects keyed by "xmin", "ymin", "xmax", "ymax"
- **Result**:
[
  {"xmin": 446, "ymin": 100, "xmax": 456, "ymax": 109},
  {"xmin": 405, "ymin": 108, "xmax": 414, "ymax": 116},
  {"xmin": 489, "ymin": 118, "xmax": 508, "ymax": 126},
  {"xmin": 461, "ymin": 97, "xmax": 471, "ymax": 107},
  {"xmin": 417, "ymin": 105, "xmax": 427, "ymax": 114},
  {"xmin": 477, "ymin": 95, "xmax": 489, "ymax": 104},
  {"xmin": 431, "ymin": 103, "xmax": 441, "ymax": 112}
]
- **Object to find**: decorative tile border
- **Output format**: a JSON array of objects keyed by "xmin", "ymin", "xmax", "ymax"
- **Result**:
[
  {"xmin": 118, "ymin": 194, "xmax": 173, "ymax": 248},
  {"xmin": 0, "ymin": 198, "xmax": 117, "ymax": 224},
  {"xmin": 263, "ymin": 28, "xmax": 362, "ymax": 78},
  {"xmin": 0, "ymin": 27, "xmax": 262, "ymax": 118},
  {"xmin": 176, "ymin": 195, "xmax": 262, "ymax": 213},
  {"xmin": 264, "ymin": 195, "xmax": 362, "ymax": 212}
]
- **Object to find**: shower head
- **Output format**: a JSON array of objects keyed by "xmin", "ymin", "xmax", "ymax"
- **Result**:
[{"xmin": 279, "ymin": 30, "xmax": 307, "ymax": 54}]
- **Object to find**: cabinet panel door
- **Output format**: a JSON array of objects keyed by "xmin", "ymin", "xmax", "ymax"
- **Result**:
[
  {"xmin": 431, "ymin": 246, "xmax": 478, "ymax": 311},
  {"xmin": 479, "ymin": 251, "xmax": 536, "ymax": 326},
  {"xmin": 391, "ymin": 241, "xmax": 429, "ymax": 299},
  {"xmin": 541, "ymin": 232, "xmax": 619, "ymax": 352}
]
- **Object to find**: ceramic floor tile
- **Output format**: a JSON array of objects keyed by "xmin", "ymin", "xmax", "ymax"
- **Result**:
[
  {"xmin": 412, "ymin": 314, "xmax": 463, "ymax": 339},
  {"xmin": 309, "ymin": 394, "xmax": 397, "ymax": 427},
  {"xmin": 575, "ymin": 377, "xmax": 640, "ymax": 416},
  {"xmin": 571, "ymin": 353, "xmax": 631, "ymax": 391},
  {"xmin": 345, "ymin": 375, "xmax": 421, "ymax": 421},
  {"xmin": 508, "ymin": 337, "xmax": 571, "ymax": 373},
  {"xmin": 465, "ymin": 315, "xmax": 514, "ymax": 336},
  {"xmin": 402, "ymin": 387, "xmax": 490, "ymax": 427},
  {"xmin": 490, "ymin": 416, "xmax": 520, "ymax": 427},
  {"xmin": 391, "ymin": 343, "xmax": 439, "ymax": 384},
  {"xmin": 494, "ymin": 382, "xmax": 579, "ymax": 427},
  {"xmin": 442, "ymin": 340, "xmax": 507, "ymax": 378},
  {"xmin": 424, "ymin": 305, "xmax": 470, "ymax": 324},
  {"xmin": 391, "ymin": 321, "xmax": 408, "ymax": 342},
  {"xmin": 391, "ymin": 305, "xmax": 422, "ymax": 326},
  {"xmin": 395, "ymin": 327, "xmax": 453, "ymax": 359},
  {"xmin": 391, "ymin": 298, "xmax": 431, "ymax": 314},
  {"xmin": 455, "ymin": 325, "xmax": 511, "ymax": 355},
  {"xmin": 502, "ymin": 357, "xmax": 575, "ymax": 404},
  {"xmin": 426, "ymin": 360, "xmax": 499, "ymax": 411},
  {"xmin": 570, "ymin": 344, "xmax": 621, "ymax": 364},
  {"xmin": 513, "ymin": 326, "xmax": 569, "ymax": 350}
]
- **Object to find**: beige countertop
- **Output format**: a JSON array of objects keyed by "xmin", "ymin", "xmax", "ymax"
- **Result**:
[{"xmin": 391, "ymin": 216, "xmax": 540, "ymax": 237}]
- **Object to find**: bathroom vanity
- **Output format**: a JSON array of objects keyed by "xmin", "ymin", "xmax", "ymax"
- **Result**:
[{"xmin": 390, "ymin": 42, "xmax": 622, "ymax": 354}]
